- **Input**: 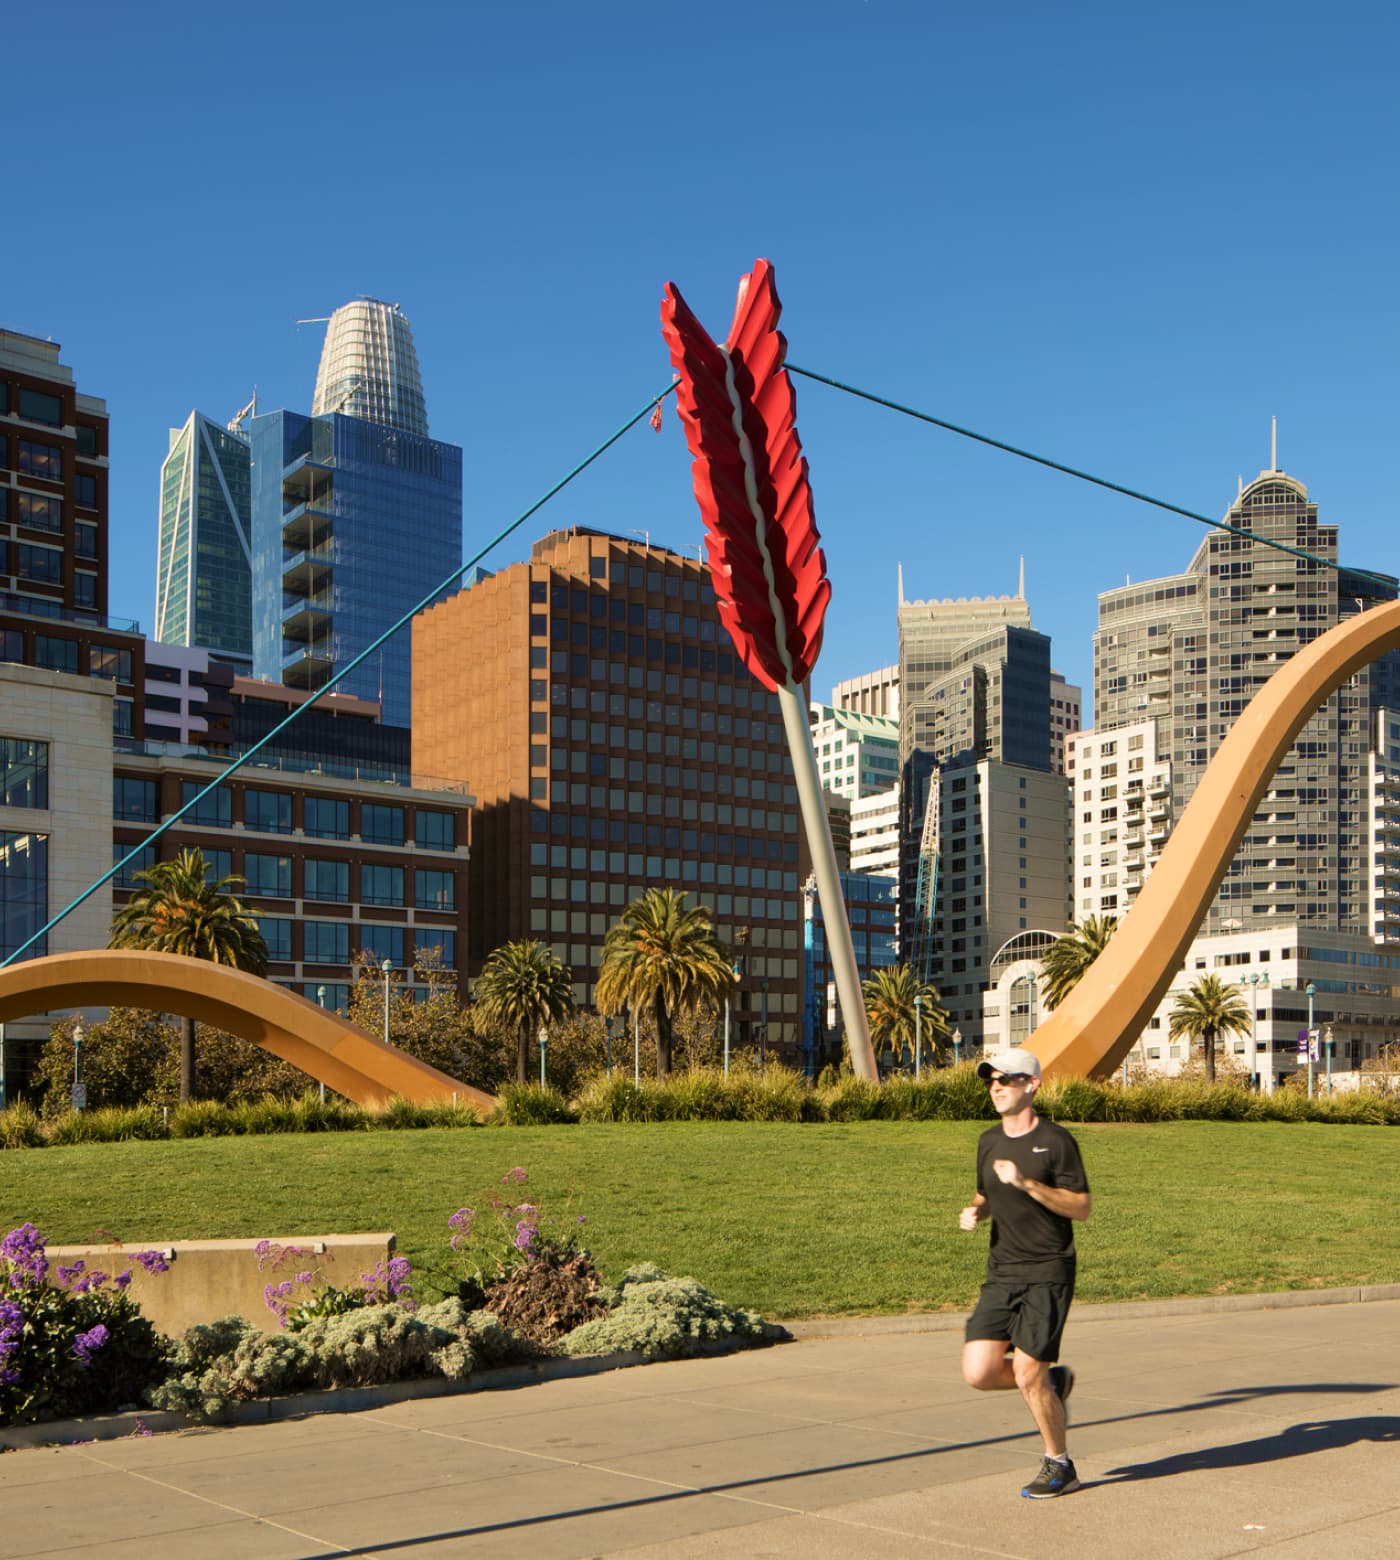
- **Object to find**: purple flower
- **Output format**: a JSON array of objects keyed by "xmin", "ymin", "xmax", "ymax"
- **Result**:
[
  {"xmin": 2, "ymin": 1223, "xmax": 48, "ymax": 1289},
  {"xmin": 358, "ymin": 1256, "xmax": 414, "ymax": 1306},
  {"xmin": 295, "ymin": 1271, "xmax": 313, "ymax": 1285},
  {"xmin": 502, "ymin": 1167, "xmax": 528, "ymax": 1186},
  {"xmin": 576, "ymin": 1215, "xmax": 587, "ymax": 1225},
  {"xmin": 72, "ymin": 1324, "xmax": 109, "ymax": 1365},
  {"xmin": 57, "ymin": 1262, "xmax": 85, "ymax": 1288},
  {"xmin": 448, "ymin": 1207, "xmax": 475, "ymax": 1250},
  {"xmin": 129, "ymin": 1419, "xmax": 153, "ymax": 1438},
  {"xmin": 71, "ymin": 1270, "xmax": 108, "ymax": 1296},
  {"xmin": 513, "ymin": 1221, "xmax": 537, "ymax": 1254},
  {"xmin": 114, "ymin": 1270, "xmax": 133, "ymax": 1291},
  {"xmin": 513, "ymin": 1202, "xmax": 537, "ymax": 1218},
  {"xmin": 134, "ymin": 1249, "xmax": 170, "ymax": 1276},
  {"xmin": 263, "ymin": 1279, "xmax": 295, "ymax": 1327}
]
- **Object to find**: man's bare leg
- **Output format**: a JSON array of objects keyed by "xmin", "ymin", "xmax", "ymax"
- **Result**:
[
  {"xmin": 961, "ymin": 1339, "xmax": 1016, "ymax": 1391},
  {"xmin": 1012, "ymin": 1349, "xmax": 1067, "ymax": 1456}
]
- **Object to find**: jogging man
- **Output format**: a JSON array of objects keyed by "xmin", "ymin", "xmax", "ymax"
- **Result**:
[{"xmin": 958, "ymin": 1047, "xmax": 1092, "ymax": 1499}]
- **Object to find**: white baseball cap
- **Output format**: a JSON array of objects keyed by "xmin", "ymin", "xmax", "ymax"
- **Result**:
[{"xmin": 976, "ymin": 1048, "xmax": 1042, "ymax": 1082}]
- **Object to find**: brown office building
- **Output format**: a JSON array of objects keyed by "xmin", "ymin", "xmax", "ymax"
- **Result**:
[{"xmin": 413, "ymin": 529, "xmax": 803, "ymax": 1054}]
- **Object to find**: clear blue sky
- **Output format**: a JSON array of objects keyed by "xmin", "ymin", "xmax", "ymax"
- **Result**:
[{"xmin": 9, "ymin": 1, "xmax": 1399, "ymax": 721}]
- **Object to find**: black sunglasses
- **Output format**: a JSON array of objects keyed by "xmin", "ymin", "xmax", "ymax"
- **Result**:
[{"xmin": 985, "ymin": 1072, "xmax": 1034, "ymax": 1087}]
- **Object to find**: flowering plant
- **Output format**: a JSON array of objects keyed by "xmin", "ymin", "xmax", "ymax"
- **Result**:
[
  {"xmin": 255, "ymin": 1239, "xmax": 415, "ymax": 1331},
  {"xmin": 445, "ymin": 1168, "xmax": 589, "ymax": 1305},
  {"xmin": 1, "ymin": 1224, "xmax": 170, "ymax": 1426}
]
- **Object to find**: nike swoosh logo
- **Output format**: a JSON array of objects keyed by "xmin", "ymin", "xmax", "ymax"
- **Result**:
[{"xmin": 1032, "ymin": 1147, "xmax": 1049, "ymax": 1153}]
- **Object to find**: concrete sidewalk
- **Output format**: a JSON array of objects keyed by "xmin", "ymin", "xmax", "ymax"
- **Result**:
[{"xmin": 3, "ymin": 1294, "xmax": 1399, "ymax": 1558}]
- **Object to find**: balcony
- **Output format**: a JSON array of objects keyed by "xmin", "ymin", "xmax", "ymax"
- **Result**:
[
  {"xmin": 282, "ymin": 640, "xmax": 335, "ymax": 688},
  {"xmin": 281, "ymin": 455, "xmax": 334, "ymax": 505},
  {"xmin": 282, "ymin": 593, "xmax": 334, "ymax": 641},
  {"xmin": 282, "ymin": 547, "xmax": 334, "ymax": 595}
]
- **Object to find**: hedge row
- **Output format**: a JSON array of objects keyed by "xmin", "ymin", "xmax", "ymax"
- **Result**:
[{"xmin": 4, "ymin": 1070, "xmax": 1397, "ymax": 1148}]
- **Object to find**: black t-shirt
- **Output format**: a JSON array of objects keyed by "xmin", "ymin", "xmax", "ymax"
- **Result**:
[{"xmin": 976, "ymin": 1116, "xmax": 1089, "ymax": 1284}]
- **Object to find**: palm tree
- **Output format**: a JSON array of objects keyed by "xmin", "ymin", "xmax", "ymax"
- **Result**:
[
  {"xmin": 110, "ymin": 846, "xmax": 267, "ymax": 1101},
  {"xmin": 595, "ymin": 889, "xmax": 735, "ymax": 1076},
  {"xmin": 474, "ymin": 940, "xmax": 575, "ymax": 1085},
  {"xmin": 861, "ymin": 964, "xmax": 949, "ymax": 1072},
  {"xmin": 1040, "ymin": 916, "xmax": 1119, "ymax": 1010},
  {"xmin": 1169, "ymin": 974, "xmax": 1251, "ymax": 1083}
]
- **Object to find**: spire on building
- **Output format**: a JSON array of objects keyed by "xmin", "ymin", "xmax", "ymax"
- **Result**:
[
  {"xmin": 311, "ymin": 298, "xmax": 429, "ymax": 437},
  {"xmin": 1018, "ymin": 555, "xmax": 1025, "ymax": 600},
  {"xmin": 1271, "ymin": 415, "xmax": 1278, "ymax": 473},
  {"xmin": 898, "ymin": 561, "xmax": 905, "ymax": 607}
]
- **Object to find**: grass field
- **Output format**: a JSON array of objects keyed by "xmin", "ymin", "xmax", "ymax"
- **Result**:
[{"xmin": 4, "ymin": 1120, "xmax": 1397, "ymax": 1319}]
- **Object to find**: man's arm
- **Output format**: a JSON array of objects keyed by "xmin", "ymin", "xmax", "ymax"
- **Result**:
[
  {"xmin": 991, "ymin": 1160, "xmax": 1093, "ymax": 1220},
  {"xmin": 957, "ymin": 1192, "xmax": 989, "ymax": 1231}
]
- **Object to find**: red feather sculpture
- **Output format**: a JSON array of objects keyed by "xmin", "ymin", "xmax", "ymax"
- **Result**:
[
  {"xmin": 661, "ymin": 260, "xmax": 830, "ymax": 693},
  {"xmin": 660, "ymin": 260, "xmax": 878, "ymax": 1082}
]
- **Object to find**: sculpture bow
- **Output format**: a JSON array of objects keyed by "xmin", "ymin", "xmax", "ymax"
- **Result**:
[{"xmin": 661, "ymin": 259, "xmax": 830, "ymax": 692}]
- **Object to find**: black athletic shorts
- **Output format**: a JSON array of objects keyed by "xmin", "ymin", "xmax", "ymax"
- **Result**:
[{"xmin": 964, "ymin": 1280, "xmax": 1074, "ymax": 1363}]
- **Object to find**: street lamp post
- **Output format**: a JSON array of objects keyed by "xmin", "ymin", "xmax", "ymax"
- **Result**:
[
  {"xmin": 914, "ymin": 994, "xmax": 923, "ymax": 1079},
  {"xmin": 1242, "ymin": 970, "xmax": 1269, "ymax": 1091},
  {"xmin": 317, "ymin": 986, "xmax": 327, "ymax": 1104},
  {"xmin": 1325, "ymin": 1024, "xmax": 1334, "ymax": 1095},
  {"xmin": 1306, "ymin": 981, "xmax": 1317, "ymax": 1101},
  {"xmin": 539, "ymin": 1024, "xmax": 548, "ymax": 1088},
  {"xmin": 952, "ymin": 1027, "xmax": 963, "ymax": 1068},
  {"xmin": 72, "ymin": 1017, "xmax": 84, "ymax": 1113},
  {"xmin": 382, "ymin": 961, "xmax": 393, "ymax": 1048}
]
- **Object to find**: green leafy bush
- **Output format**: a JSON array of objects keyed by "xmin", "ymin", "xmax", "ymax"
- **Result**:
[
  {"xmin": 823, "ymin": 1077, "xmax": 882, "ymax": 1121},
  {"xmin": 0, "ymin": 1100, "xmax": 45, "ymax": 1150}
]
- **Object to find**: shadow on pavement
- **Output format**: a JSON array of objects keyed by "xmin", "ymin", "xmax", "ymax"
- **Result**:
[{"xmin": 1104, "ymin": 1415, "xmax": 1400, "ymax": 1483}]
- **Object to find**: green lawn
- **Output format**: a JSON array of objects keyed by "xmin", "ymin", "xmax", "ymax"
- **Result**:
[{"xmin": 4, "ymin": 1120, "xmax": 1397, "ymax": 1319}]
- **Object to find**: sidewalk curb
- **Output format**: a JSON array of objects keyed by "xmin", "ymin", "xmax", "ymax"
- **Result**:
[{"xmin": 782, "ymin": 1281, "xmax": 1400, "ymax": 1339}]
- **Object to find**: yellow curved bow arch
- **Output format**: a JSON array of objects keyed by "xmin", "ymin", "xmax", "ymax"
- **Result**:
[
  {"xmin": 1032, "ymin": 600, "xmax": 1400, "ymax": 1079},
  {"xmin": 0, "ymin": 949, "xmax": 492, "ymax": 1111}
]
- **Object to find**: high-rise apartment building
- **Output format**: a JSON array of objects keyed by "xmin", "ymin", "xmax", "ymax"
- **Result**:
[
  {"xmin": 312, "ymin": 300, "xmax": 429, "ymax": 438},
  {"xmin": 250, "ymin": 408, "xmax": 461, "ymax": 726},
  {"xmin": 412, "ymin": 529, "xmax": 804, "ymax": 1054},
  {"xmin": 809, "ymin": 704, "xmax": 900, "ymax": 799},
  {"xmin": 155, "ymin": 412, "xmax": 253, "ymax": 669},
  {"xmin": 1094, "ymin": 466, "xmax": 1400, "ymax": 937},
  {"xmin": 1, "ymin": 329, "xmax": 109, "ymax": 626}
]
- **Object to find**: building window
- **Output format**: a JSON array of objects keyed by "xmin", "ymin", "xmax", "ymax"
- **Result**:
[
  {"xmin": 74, "ymin": 522, "xmax": 98, "ymax": 559},
  {"xmin": 245, "ymin": 789, "xmax": 292, "ymax": 834},
  {"xmin": 415, "ymin": 869, "xmax": 455, "ymax": 910},
  {"xmin": 18, "ymin": 389, "xmax": 62, "ymax": 426},
  {"xmin": 414, "ymin": 928, "xmax": 456, "ymax": 968},
  {"xmin": 180, "ymin": 780, "xmax": 231, "ymax": 827},
  {"xmin": 75, "ymin": 425, "xmax": 99, "ymax": 457},
  {"xmin": 74, "ymin": 473, "xmax": 97, "ymax": 509},
  {"xmin": 305, "ymin": 797, "xmax": 350, "ymax": 839},
  {"xmin": 305, "ymin": 858, "xmax": 349, "ymax": 902},
  {"xmin": 18, "ymin": 441, "xmax": 62, "ymax": 480},
  {"xmin": 262, "ymin": 916, "xmax": 294, "ymax": 962},
  {"xmin": 90, "ymin": 645, "xmax": 132, "ymax": 682},
  {"xmin": 112, "ymin": 841, "xmax": 156, "ymax": 889},
  {"xmin": 203, "ymin": 849, "xmax": 233, "ymax": 884},
  {"xmin": 361, "ymin": 804, "xmax": 404, "ymax": 845},
  {"xmin": 359, "ymin": 924, "xmax": 404, "ymax": 966},
  {"xmin": 244, "ymin": 852, "xmax": 292, "ymax": 898},
  {"xmin": 33, "ymin": 637, "xmax": 78, "ymax": 674},
  {"xmin": 16, "ymin": 493, "xmax": 62, "ymax": 532},
  {"xmin": 0, "ymin": 831, "xmax": 47, "ymax": 960},
  {"xmin": 73, "ymin": 573, "xmax": 97, "ymax": 609},
  {"xmin": 0, "ymin": 739, "xmax": 47, "ymax": 809},
  {"xmin": 416, "ymin": 809, "xmax": 455, "ymax": 852},
  {"xmin": 304, "ymin": 921, "xmax": 349, "ymax": 963},
  {"xmin": 362, "ymin": 863, "xmax": 404, "ymax": 906},
  {"xmin": 112, "ymin": 777, "xmax": 156, "ymax": 823},
  {"xmin": 112, "ymin": 700, "xmax": 133, "ymax": 738},
  {"xmin": 16, "ymin": 544, "xmax": 63, "ymax": 584}
]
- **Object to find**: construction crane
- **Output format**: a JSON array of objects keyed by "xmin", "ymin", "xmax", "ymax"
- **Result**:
[{"xmin": 227, "ymin": 391, "xmax": 258, "ymax": 434}]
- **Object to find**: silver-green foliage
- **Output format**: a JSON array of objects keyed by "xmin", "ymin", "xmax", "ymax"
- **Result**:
[
  {"xmin": 147, "ymin": 1300, "xmax": 532, "ymax": 1420},
  {"xmin": 558, "ymin": 1265, "xmax": 784, "ymax": 1360}
]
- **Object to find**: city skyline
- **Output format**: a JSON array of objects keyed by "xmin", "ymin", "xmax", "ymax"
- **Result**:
[{"xmin": 5, "ymin": 4, "xmax": 1397, "ymax": 722}]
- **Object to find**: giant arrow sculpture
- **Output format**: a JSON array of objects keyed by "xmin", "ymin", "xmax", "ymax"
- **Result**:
[{"xmin": 662, "ymin": 260, "xmax": 879, "ymax": 1082}]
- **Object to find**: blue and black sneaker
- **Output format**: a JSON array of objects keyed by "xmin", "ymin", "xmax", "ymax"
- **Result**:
[{"xmin": 1022, "ymin": 1455, "xmax": 1080, "ymax": 1499}]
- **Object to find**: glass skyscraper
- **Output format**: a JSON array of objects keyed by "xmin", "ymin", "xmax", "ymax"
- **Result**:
[
  {"xmin": 155, "ymin": 412, "xmax": 253, "ymax": 667},
  {"xmin": 250, "ymin": 410, "xmax": 462, "ymax": 725},
  {"xmin": 311, "ymin": 299, "xmax": 429, "ymax": 437}
]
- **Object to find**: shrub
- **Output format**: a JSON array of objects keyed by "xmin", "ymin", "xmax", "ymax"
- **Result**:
[
  {"xmin": 481, "ymin": 1247, "xmax": 607, "ymax": 1348},
  {"xmin": 489, "ymin": 1083, "xmax": 577, "ymax": 1126},
  {"xmin": 1037, "ymin": 1076, "xmax": 1109, "ymax": 1123},
  {"xmin": 169, "ymin": 1100, "xmax": 238, "ymax": 1138},
  {"xmin": 559, "ymin": 1266, "xmax": 786, "ymax": 1360},
  {"xmin": 0, "ymin": 1100, "xmax": 45, "ymax": 1150},
  {"xmin": 47, "ymin": 1105, "xmax": 168, "ymax": 1145},
  {"xmin": 725, "ymin": 1066, "xmax": 815, "ymax": 1123},
  {"xmin": 1, "ymin": 1224, "xmax": 172, "ymax": 1427},
  {"xmin": 823, "ymin": 1077, "xmax": 882, "ymax": 1121},
  {"xmin": 575, "ymin": 1075, "xmax": 652, "ymax": 1122}
]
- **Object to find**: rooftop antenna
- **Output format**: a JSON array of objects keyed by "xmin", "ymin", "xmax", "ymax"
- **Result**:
[
  {"xmin": 1271, "ymin": 415, "xmax": 1278, "ymax": 472},
  {"xmin": 1017, "ymin": 555, "xmax": 1025, "ymax": 600},
  {"xmin": 897, "ymin": 561, "xmax": 905, "ymax": 606}
]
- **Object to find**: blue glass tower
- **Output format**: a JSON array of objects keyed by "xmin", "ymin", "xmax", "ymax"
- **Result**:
[{"xmin": 250, "ymin": 409, "xmax": 462, "ymax": 725}]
